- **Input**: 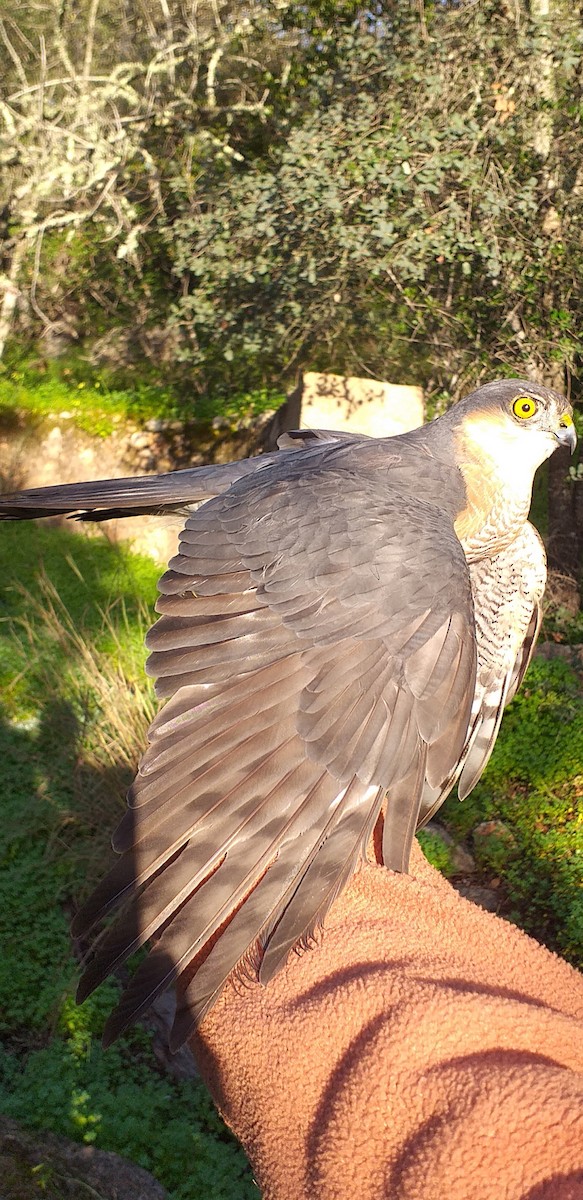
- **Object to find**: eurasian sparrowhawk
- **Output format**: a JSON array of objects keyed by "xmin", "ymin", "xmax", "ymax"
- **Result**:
[{"xmin": 0, "ymin": 378, "xmax": 576, "ymax": 1047}]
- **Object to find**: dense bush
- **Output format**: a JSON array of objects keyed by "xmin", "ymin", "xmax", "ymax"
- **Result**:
[
  {"xmin": 2, "ymin": 2, "xmax": 583, "ymax": 407},
  {"xmin": 170, "ymin": 9, "xmax": 583, "ymax": 396}
]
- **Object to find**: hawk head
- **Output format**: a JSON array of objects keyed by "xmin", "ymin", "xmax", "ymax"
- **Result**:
[
  {"xmin": 444, "ymin": 379, "xmax": 576, "ymax": 555},
  {"xmin": 454, "ymin": 378, "xmax": 576, "ymax": 461}
]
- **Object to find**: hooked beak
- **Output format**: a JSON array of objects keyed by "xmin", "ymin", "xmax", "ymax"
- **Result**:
[{"xmin": 555, "ymin": 414, "xmax": 577, "ymax": 454}]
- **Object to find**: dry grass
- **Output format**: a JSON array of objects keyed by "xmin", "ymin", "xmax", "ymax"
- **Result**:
[
  {"xmin": 15, "ymin": 569, "xmax": 155, "ymax": 759},
  {"xmin": 9, "ymin": 568, "xmax": 157, "ymax": 895}
]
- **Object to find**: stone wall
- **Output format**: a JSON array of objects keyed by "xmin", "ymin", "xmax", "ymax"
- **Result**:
[{"xmin": 0, "ymin": 409, "xmax": 273, "ymax": 564}]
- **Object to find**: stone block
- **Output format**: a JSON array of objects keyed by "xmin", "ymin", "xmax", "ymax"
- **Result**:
[
  {"xmin": 299, "ymin": 371, "xmax": 424, "ymax": 437},
  {"xmin": 261, "ymin": 372, "xmax": 424, "ymax": 449}
]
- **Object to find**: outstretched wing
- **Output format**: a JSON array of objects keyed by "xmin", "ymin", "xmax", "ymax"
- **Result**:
[
  {"xmin": 418, "ymin": 522, "xmax": 546, "ymax": 826},
  {"xmin": 72, "ymin": 457, "xmax": 476, "ymax": 1047}
]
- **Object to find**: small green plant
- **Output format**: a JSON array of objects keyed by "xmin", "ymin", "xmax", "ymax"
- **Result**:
[
  {"xmin": 417, "ymin": 829, "xmax": 455, "ymax": 876},
  {"xmin": 0, "ymin": 373, "xmax": 181, "ymax": 439},
  {"xmin": 0, "ymin": 352, "xmax": 285, "ymax": 436}
]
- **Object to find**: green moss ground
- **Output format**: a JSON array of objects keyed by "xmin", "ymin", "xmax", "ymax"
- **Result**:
[
  {"xmin": 441, "ymin": 657, "xmax": 583, "ymax": 965},
  {"xmin": 0, "ymin": 354, "xmax": 283, "ymax": 438}
]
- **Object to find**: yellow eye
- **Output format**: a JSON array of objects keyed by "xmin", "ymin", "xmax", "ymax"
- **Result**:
[{"xmin": 512, "ymin": 396, "xmax": 538, "ymax": 420}]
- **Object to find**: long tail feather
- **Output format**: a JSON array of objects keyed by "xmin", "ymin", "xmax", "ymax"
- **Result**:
[
  {"xmin": 258, "ymin": 782, "xmax": 383, "ymax": 985},
  {"xmin": 0, "ymin": 456, "xmax": 276, "ymax": 521},
  {"xmin": 382, "ymin": 744, "xmax": 428, "ymax": 873}
]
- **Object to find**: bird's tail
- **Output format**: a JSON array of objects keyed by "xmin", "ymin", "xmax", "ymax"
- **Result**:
[
  {"xmin": 0, "ymin": 456, "xmax": 276, "ymax": 522},
  {"xmin": 0, "ymin": 427, "xmax": 370, "ymax": 523}
]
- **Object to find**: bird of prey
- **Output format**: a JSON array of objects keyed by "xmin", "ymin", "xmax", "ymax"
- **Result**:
[{"xmin": 0, "ymin": 378, "xmax": 576, "ymax": 1048}]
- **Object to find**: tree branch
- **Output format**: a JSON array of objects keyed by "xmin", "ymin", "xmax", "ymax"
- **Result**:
[
  {"xmin": 0, "ymin": 19, "xmax": 29, "ymax": 89},
  {"xmin": 83, "ymin": 0, "xmax": 102, "ymax": 82},
  {"xmin": 206, "ymin": 45, "xmax": 224, "ymax": 108}
]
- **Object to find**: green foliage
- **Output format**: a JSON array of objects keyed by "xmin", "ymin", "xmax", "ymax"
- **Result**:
[
  {"xmin": 0, "ymin": 523, "xmax": 256, "ymax": 1198},
  {"xmin": 4, "ymin": 1, "xmax": 583, "ymax": 412},
  {"xmin": 541, "ymin": 598, "xmax": 583, "ymax": 647},
  {"xmin": 442, "ymin": 659, "xmax": 583, "ymax": 965},
  {"xmin": 0, "ymin": 370, "xmax": 181, "ymax": 439},
  {"xmin": 166, "ymin": 3, "xmax": 583, "ymax": 397},
  {"xmin": 5, "ymin": 2, "xmax": 583, "ymax": 408},
  {"xmin": 192, "ymin": 384, "xmax": 285, "ymax": 423},
  {"xmin": 416, "ymin": 829, "xmax": 456, "ymax": 877},
  {"xmin": 0, "ymin": 522, "xmax": 159, "ymax": 714},
  {"xmin": 0, "ymin": 1032, "xmax": 256, "ymax": 1197}
]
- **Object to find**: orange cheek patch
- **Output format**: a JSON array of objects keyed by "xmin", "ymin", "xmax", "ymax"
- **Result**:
[{"xmin": 452, "ymin": 414, "xmax": 544, "ymax": 557}]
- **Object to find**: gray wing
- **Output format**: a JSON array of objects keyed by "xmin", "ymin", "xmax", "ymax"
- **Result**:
[
  {"xmin": 73, "ymin": 457, "xmax": 476, "ymax": 1048},
  {"xmin": 418, "ymin": 522, "xmax": 546, "ymax": 826}
]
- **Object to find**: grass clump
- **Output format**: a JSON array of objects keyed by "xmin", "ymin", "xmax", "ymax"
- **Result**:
[
  {"xmin": 0, "ymin": 522, "xmax": 159, "ymax": 719},
  {"xmin": 0, "ymin": 1019, "xmax": 255, "ymax": 1198},
  {"xmin": 0, "ymin": 373, "xmax": 181, "ymax": 439},
  {"xmin": 416, "ymin": 829, "xmax": 456, "ymax": 877}
]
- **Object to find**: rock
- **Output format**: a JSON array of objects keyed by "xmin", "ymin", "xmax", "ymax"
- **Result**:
[
  {"xmin": 0, "ymin": 1115, "xmax": 168, "ymax": 1200},
  {"xmin": 236, "ymin": 411, "xmax": 275, "ymax": 432},
  {"xmin": 127, "ymin": 432, "xmax": 151, "ymax": 449},
  {"xmin": 299, "ymin": 371, "xmax": 424, "ymax": 437},
  {"xmin": 473, "ymin": 820, "xmax": 515, "ymax": 847},
  {"xmin": 261, "ymin": 371, "xmax": 424, "ymax": 451},
  {"xmin": 472, "ymin": 820, "xmax": 516, "ymax": 871},
  {"xmin": 450, "ymin": 843, "xmax": 477, "ymax": 875},
  {"xmin": 211, "ymin": 415, "xmax": 232, "ymax": 432},
  {"xmin": 453, "ymin": 883, "xmax": 500, "ymax": 913},
  {"xmin": 423, "ymin": 819, "xmax": 476, "ymax": 875},
  {"xmin": 43, "ymin": 426, "xmax": 63, "ymax": 458}
]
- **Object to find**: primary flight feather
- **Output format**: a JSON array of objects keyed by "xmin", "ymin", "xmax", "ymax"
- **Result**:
[{"xmin": 0, "ymin": 378, "xmax": 575, "ymax": 1048}]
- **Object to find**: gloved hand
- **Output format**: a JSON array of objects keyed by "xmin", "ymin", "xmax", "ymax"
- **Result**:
[{"xmin": 192, "ymin": 843, "xmax": 583, "ymax": 1200}]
